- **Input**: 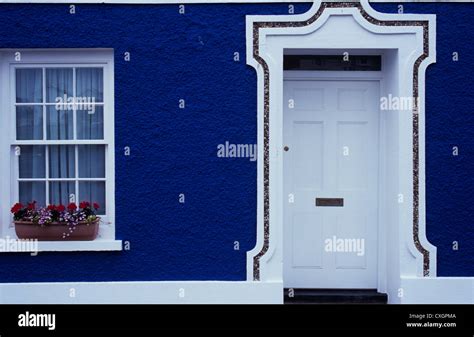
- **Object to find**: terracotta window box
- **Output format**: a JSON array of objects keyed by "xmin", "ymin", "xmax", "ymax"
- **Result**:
[{"xmin": 14, "ymin": 219, "xmax": 100, "ymax": 241}]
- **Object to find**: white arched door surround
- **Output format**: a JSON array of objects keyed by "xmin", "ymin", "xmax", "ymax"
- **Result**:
[{"xmin": 246, "ymin": 0, "xmax": 437, "ymax": 303}]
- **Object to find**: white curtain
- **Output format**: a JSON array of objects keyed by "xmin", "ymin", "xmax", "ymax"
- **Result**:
[
  {"xmin": 49, "ymin": 145, "xmax": 75, "ymax": 205},
  {"xmin": 47, "ymin": 68, "xmax": 73, "ymax": 140},
  {"xmin": 77, "ymin": 68, "xmax": 104, "ymax": 140},
  {"xmin": 18, "ymin": 145, "xmax": 46, "ymax": 206},
  {"xmin": 76, "ymin": 69, "xmax": 105, "ymax": 212},
  {"xmin": 76, "ymin": 68, "xmax": 103, "ymax": 101},
  {"xmin": 16, "ymin": 106, "xmax": 43, "ymax": 140},
  {"xmin": 16, "ymin": 68, "xmax": 42, "ymax": 103},
  {"xmin": 16, "ymin": 68, "xmax": 43, "ymax": 140},
  {"xmin": 79, "ymin": 145, "xmax": 106, "ymax": 213},
  {"xmin": 16, "ymin": 69, "xmax": 45, "ymax": 205},
  {"xmin": 46, "ymin": 68, "xmax": 73, "ymax": 102},
  {"xmin": 17, "ymin": 67, "xmax": 106, "ymax": 211}
]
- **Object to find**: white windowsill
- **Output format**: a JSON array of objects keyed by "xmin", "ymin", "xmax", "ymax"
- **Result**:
[
  {"xmin": 0, "ymin": 238, "xmax": 122, "ymax": 253},
  {"xmin": 36, "ymin": 239, "xmax": 122, "ymax": 252}
]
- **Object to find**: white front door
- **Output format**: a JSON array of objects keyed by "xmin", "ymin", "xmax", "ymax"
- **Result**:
[{"xmin": 283, "ymin": 79, "xmax": 379, "ymax": 288}]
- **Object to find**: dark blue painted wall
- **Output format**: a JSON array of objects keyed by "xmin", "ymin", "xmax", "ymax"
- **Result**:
[
  {"xmin": 372, "ymin": 3, "xmax": 474, "ymax": 278},
  {"xmin": 0, "ymin": 3, "xmax": 471, "ymax": 282}
]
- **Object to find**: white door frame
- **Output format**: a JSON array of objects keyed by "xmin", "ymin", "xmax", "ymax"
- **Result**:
[
  {"xmin": 283, "ymin": 70, "xmax": 384, "ymax": 289},
  {"xmin": 246, "ymin": 0, "xmax": 437, "ymax": 303}
]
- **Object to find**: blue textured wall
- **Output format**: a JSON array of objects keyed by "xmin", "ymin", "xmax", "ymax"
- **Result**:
[
  {"xmin": 0, "ymin": 3, "xmax": 472, "ymax": 282},
  {"xmin": 373, "ymin": 3, "xmax": 474, "ymax": 278}
]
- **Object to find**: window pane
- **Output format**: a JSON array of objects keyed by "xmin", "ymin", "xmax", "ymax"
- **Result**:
[
  {"xmin": 46, "ymin": 106, "xmax": 73, "ymax": 140},
  {"xmin": 79, "ymin": 181, "xmax": 105, "ymax": 215},
  {"xmin": 16, "ymin": 68, "xmax": 43, "ymax": 103},
  {"xmin": 77, "ymin": 106, "xmax": 104, "ymax": 140},
  {"xmin": 78, "ymin": 145, "xmax": 105, "ymax": 178},
  {"xmin": 49, "ymin": 181, "xmax": 75, "ymax": 206},
  {"xmin": 46, "ymin": 68, "xmax": 73, "ymax": 103},
  {"xmin": 19, "ymin": 145, "xmax": 45, "ymax": 179},
  {"xmin": 76, "ymin": 68, "xmax": 103, "ymax": 102},
  {"xmin": 19, "ymin": 181, "xmax": 46, "ymax": 206},
  {"xmin": 49, "ymin": 145, "xmax": 75, "ymax": 178},
  {"xmin": 16, "ymin": 106, "xmax": 43, "ymax": 140}
]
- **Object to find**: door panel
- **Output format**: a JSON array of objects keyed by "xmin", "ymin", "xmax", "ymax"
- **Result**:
[
  {"xmin": 292, "ymin": 212, "xmax": 323, "ymax": 268},
  {"xmin": 292, "ymin": 121, "xmax": 324, "ymax": 190},
  {"xmin": 337, "ymin": 121, "xmax": 369, "ymax": 190},
  {"xmin": 283, "ymin": 79, "xmax": 379, "ymax": 289}
]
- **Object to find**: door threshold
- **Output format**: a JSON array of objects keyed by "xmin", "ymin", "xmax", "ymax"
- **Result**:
[{"xmin": 284, "ymin": 288, "xmax": 388, "ymax": 304}]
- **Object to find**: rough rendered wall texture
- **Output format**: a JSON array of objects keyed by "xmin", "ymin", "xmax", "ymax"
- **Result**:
[
  {"xmin": 374, "ymin": 3, "xmax": 474, "ymax": 277},
  {"xmin": 0, "ymin": 3, "xmax": 471, "ymax": 282}
]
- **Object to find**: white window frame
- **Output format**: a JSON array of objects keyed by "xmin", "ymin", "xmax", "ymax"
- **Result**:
[{"xmin": 0, "ymin": 49, "xmax": 121, "ymax": 251}]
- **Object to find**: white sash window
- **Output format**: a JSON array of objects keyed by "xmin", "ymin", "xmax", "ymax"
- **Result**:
[{"xmin": 0, "ymin": 50, "xmax": 120, "ymax": 251}]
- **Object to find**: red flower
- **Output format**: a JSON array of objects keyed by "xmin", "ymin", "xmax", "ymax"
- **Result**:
[
  {"xmin": 10, "ymin": 203, "xmax": 23, "ymax": 214},
  {"xmin": 93, "ymin": 203, "xmax": 100, "ymax": 210},
  {"xmin": 47, "ymin": 204, "xmax": 57, "ymax": 211},
  {"xmin": 79, "ymin": 201, "xmax": 90, "ymax": 209},
  {"xmin": 27, "ymin": 201, "xmax": 37, "ymax": 210},
  {"xmin": 67, "ymin": 203, "xmax": 77, "ymax": 211},
  {"xmin": 57, "ymin": 204, "xmax": 66, "ymax": 212}
]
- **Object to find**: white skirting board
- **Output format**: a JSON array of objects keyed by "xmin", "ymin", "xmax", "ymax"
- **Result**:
[
  {"xmin": 0, "ymin": 281, "xmax": 283, "ymax": 304},
  {"xmin": 399, "ymin": 277, "xmax": 474, "ymax": 304},
  {"xmin": 0, "ymin": 278, "xmax": 472, "ymax": 304}
]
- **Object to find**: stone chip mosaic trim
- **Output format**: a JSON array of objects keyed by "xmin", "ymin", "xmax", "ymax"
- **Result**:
[{"xmin": 251, "ymin": 2, "xmax": 431, "ymax": 280}]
